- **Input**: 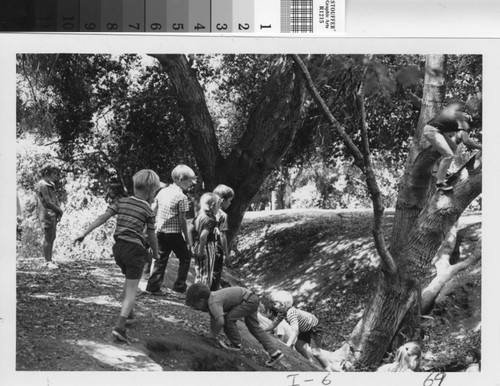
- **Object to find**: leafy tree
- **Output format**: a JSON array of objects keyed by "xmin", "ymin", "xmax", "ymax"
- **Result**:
[{"xmin": 293, "ymin": 54, "xmax": 481, "ymax": 367}]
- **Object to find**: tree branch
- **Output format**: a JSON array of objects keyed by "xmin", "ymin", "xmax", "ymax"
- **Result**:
[
  {"xmin": 293, "ymin": 54, "xmax": 397, "ymax": 274},
  {"xmin": 357, "ymin": 60, "xmax": 397, "ymax": 274},
  {"xmin": 290, "ymin": 54, "xmax": 364, "ymax": 162},
  {"xmin": 149, "ymin": 54, "xmax": 223, "ymax": 184}
]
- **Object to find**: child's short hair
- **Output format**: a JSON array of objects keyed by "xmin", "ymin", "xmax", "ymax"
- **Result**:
[
  {"xmin": 133, "ymin": 169, "xmax": 160, "ymax": 196},
  {"xmin": 171, "ymin": 164, "xmax": 195, "ymax": 182},
  {"xmin": 185, "ymin": 283, "xmax": 211, "ymax": 306},
  {"xmin": 39, "ymin": 162, "xmax": 59, "ymax": 177},
  {"xmin": 270, "ymin": 290, "xmax": 293, "ymax": 308},
  {"xmin": 199, "ymin": 192, "xmax": 218, "ymax": 209},
  {"xmin": 213, "ymin": 184, "xmax": 235, "ymax": 200}
]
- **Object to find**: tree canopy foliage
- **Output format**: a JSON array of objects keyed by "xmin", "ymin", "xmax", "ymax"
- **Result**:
[{"xmin": 17, "ymin": 53, "xmax": 481, "ymax": 211}]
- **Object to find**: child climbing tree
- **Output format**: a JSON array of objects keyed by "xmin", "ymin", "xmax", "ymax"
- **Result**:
[{"xmin": 290, "ymin": 54, "xmax": 482, "ymax": 367}]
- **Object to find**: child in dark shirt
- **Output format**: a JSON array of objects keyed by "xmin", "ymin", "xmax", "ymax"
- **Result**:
[
  {"xmin": 193, "ymin": 193, "xmax": 219, "ymax": 287},
  {"xmin": 423, "ymin": 101, "xmax": 482, "ymax": 191}
]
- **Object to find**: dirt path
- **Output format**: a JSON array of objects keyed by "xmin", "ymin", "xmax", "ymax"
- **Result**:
[{"xmin": 16, "ymin": 257, "xmax": 316, "ymax": 371}]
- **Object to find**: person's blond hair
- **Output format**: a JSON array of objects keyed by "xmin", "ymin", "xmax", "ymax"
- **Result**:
[
  {"xmin": 171, "ymin": 164, "xmax": 195, "ymax": 182},
  {"xmin": 270, "ymin": 290, "xmax": 294, "ymax": 308},
  {"xmin": 377, "ymin": 342, "xmax": 421, "ymax": 372},
  {"xmin": 133, "ymin": 169, "xmax": 160, "ymax": 197},
  {"xmin": 199, "ymin": 192, "xmax": 218, "ymax": 211}
]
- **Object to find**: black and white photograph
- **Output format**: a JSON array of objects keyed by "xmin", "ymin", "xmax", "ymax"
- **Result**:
[
  {"xmin": 1, "ymin": 3, "xmax": 500, "ymax": 385},
  {"xmin": 13, "ymin": 52, "xmax": 483, "ymax": 374}
]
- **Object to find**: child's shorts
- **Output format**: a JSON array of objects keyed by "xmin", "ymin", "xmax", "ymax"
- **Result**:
[
  {"xmin": 298, "ymin": 324, "xmax": 324, "ymax": 349},
  {"xmin": 112, "ymin": 239, "xmax": 148, "ymax": 280},
  {"xmin": 39, "ymin": 211, "xmax": 57, "ymax": 230}
]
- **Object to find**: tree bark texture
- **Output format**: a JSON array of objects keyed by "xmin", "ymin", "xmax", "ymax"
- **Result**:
[
  {"xmin": 346, "ymin": 54, "xmax": 482, "ymax": 367},
  {"xmin": 150, "ymin": 54, "xmax": 223, "ymax": 185},
  {"xmin": 421, "ymin": 235, "xmax": 481, "ymax": 314}
]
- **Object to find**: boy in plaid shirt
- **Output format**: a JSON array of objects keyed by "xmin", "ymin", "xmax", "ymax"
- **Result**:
[{"xmin": 145, "ymin": 165, "xmax": 196, "ymax": 296}]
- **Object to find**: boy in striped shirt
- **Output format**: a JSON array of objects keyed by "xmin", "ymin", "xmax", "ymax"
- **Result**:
[
  {"xmin": 74, "ymin": 169, "xmax": 160, "ymax": 343},
  {"xmin": 265, "ymin": 290, "xmax": 329, "ymax": 368}
]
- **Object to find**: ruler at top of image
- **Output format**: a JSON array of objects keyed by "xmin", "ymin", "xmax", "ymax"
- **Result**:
[{"xmin": 0, "ymin": 0, "xmax": 344, "ymax": 34}]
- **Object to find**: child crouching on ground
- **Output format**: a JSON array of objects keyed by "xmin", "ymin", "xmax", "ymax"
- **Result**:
[
  {"xmin": 74, "ymin": 169, "xmax": 160, "ymax": 343},
  {"xmin": 265, "ymin": 290, "xmax": 330, "ymax": 368},
  {"xmin": 193, "ymin": 193, "xmax": 219, "ymax": 287},
  {"xmin": 185, "ymin": 283, "xmax": 284, "ymax": 367}
]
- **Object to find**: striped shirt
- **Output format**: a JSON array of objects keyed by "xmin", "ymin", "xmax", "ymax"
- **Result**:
[
  {"xmin": 276, "ymin": 307, "xmax": 318, "ymax": 332},
  {"xmin": 106, "ymin": 196, "xmax": 155, "ymax": 247},
  {"xmin": 155, "ymin": 184, "xmax": 189, "ymax": 233}
]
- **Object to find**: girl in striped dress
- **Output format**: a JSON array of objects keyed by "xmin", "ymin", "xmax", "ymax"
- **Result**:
[
  {"xmin": 265, "ymin": 290, "xmax": 329, "ymax": 368},
  {"xmin": 193, "ymin": 193, "xmax": 220, "ymax": 287}
]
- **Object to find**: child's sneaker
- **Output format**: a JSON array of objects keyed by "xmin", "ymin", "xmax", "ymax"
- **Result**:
[
  {"xmin": 218, "ymin": 340, "xmax": 242, "ymax": 351},
  {"xmin": 143, "ymin": 288, "xmax": 168, "ymax": 296},
  {"xmin": 112, "ymin": 327, "xmax": 138, "ymax": 344},
  {"xmin": 125, "ymin": 312, "xmax": 135, "ymax": 326},
  {"xmin": 436, "ymin": 181, "xmax": 453, "ymax": 191},
  {"xmin": 265, "ymin": 350, "xmax": 284, "ymax": 367}
]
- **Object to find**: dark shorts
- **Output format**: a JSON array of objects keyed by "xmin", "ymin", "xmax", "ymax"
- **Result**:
[
  {"xmin": 112, "ymin": 239, "xmax": 148, "ymax": 280},
  {"xmin": 39, "ymin": 211, "xmax": 57, "ymax": 230},
  {"xmin": 298, "ymin": 324, "xmax": 324, "ymax": 349}
]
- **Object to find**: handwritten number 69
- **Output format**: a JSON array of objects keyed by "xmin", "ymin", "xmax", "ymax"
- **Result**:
[{"xmin": 423, "ymin": 372, "xmax": 446, "ymax": 386}]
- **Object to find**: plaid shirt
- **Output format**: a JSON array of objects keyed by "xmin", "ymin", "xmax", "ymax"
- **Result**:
[{"xmin": 155, "ymin": 184, "xmax": 189, "ymax": 233}]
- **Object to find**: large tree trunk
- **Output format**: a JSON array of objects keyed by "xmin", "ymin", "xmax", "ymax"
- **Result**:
[
  {"xmin": 346, "ymin": 54, "xmax": 482, "ymax": 367},
  {"xmin": 154, "ymin": 55, "xmax": 305, "ymax": 243}
]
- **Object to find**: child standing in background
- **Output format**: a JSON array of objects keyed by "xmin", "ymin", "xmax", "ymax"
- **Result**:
[
  {"xmin": 145, "ymin": 165, "xmax": 196, "ymax": 296},
  {"xmin": 36, "ymin": 162, "xmax": 64, "ymax": 269},
  {"xmin": 193, "ymin": 193, "xmax": 219, "ymax": 287},
  {"xmin": 211, "ymin": 184, "xmax": 235, "ymax": 290},
  {"xmin": 74, "ymin": 169, "xmax": 160, "ymax": 343}
]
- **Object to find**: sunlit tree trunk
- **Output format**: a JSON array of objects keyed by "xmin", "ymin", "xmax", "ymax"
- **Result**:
[{"xmin": 345, "ymin": 55, "xmax": 482, "ymax": 366}]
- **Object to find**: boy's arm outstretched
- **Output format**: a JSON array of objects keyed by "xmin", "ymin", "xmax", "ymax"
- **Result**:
[{"xmin": 74, "ymin": 212, "xmax": 113, "ymax": 243}]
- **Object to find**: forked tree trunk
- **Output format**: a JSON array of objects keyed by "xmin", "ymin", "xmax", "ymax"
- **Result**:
[{"xmin": 154, "ymin": 55, "xmax": 306, "ymax": 243}]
